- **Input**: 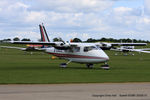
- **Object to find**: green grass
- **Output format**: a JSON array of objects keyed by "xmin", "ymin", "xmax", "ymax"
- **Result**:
[{"xmin": 0, "ymin": 45, "xmax": 150, "ymax": 84}]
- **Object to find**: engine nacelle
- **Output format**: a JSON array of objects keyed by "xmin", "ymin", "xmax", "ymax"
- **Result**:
[
  {"xmin": 97, "ymin": 42, "xmax": 112, "ymax": 50},
  {"xmin": 55, "ymin": 42, "xmax": 70, "ymax": 50}
]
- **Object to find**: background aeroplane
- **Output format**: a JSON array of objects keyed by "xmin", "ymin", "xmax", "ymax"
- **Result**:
[
  {"xmin": 111, "ymin": 46, "xmax": 150, "ymax": 55},
  {"xmin": 95, "ymin": 42, "xmax": 147, "ymax": 50}
]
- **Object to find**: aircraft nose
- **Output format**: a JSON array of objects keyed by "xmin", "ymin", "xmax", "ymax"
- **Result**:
[
  {"xmin": 99, "ymin": 50, "xmax": 109, "ymax": 61},
  {"xmin": 103, "ymin": 53, "xmax": 109, "ymax": 61}
]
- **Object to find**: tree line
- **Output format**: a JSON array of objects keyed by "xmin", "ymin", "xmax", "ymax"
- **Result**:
[
  {"xmin": 52, "ymin": 37, "xmax": 150, "ymax": 43},
  {"xmin": 69, "ymin": 37, "xmax": 149, "ymax": 43},
  {"xmin": 85, "ymin": 38, "xmax": 150, "ymax": 43},
  {"xmin": 0, "ymin": 37, "xmax": 149, "ymax": 43},
  {"xmin": 0, "ymin": 37, "xmax": 31, "ymax": 42}
]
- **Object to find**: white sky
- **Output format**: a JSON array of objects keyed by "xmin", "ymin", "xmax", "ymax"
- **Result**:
[{"xmin": 0, "ymin": 0, "xmax": 150, "ymax": 41}]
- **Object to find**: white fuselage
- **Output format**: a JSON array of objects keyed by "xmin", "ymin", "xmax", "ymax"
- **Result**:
[{"xmin": 45, "ymin": 43, "xmax": 109, "ymax": 64}]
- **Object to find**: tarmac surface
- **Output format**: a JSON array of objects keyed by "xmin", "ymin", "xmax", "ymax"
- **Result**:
[{"xmin": 0, "ymin": 83, "xmax": 150, "ymax": 100}]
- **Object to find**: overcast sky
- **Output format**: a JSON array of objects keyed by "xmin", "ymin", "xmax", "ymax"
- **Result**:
[{"xmin": 0, "ymin": 0, "xmax": 150, "ymax": 41}]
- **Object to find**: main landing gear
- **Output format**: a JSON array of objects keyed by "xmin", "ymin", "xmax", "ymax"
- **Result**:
[
  {"xmin": 86, "ymin": 64, "xmax": 94, "ymax": 68},
  {"xmin": 60, "ymin": 60, "xmax": 72, "ymax": 68}
]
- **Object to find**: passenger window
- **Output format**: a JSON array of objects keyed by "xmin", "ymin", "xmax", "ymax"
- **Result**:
[
  {"xmin": 84, "ymin": 47, "xmax": 89, "ymax": 52},
  {"xmin": 84, "ymin": 46, "xmax": 97, "ymax": 52}
]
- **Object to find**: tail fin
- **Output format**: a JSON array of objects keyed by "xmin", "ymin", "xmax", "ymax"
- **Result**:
[{"xmin": 39, "ymin": 23, "xmax": 50, "ymax": 42}]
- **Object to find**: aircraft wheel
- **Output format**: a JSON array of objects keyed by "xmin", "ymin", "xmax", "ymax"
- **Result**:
[
  {"xmin": 86, "ymin": 64, "xmax": 93, "ymax": 68},
  {"xmin": 101, "ymin": 64, "xmax": 110, "ymax": 70},
  {"xmin": 60, "ymin": 63, "xmax": 67, "ymax": 68}
]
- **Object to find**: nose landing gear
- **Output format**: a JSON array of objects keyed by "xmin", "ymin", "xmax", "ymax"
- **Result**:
[
  {"xmin": 60, "ymin": 60, "xmax": 72, "ymax": 68},
  {"xmin": 60, "ymin": 63, "xmax": 67, "ymax": 68},
  {"xmin": 101, "ymin": 62, "xmax": 110, "ymax": 70}
]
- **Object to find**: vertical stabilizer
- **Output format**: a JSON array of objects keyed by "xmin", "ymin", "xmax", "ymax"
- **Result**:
[{"xmin": 39, "ymin": 23, "xmax": 50, "ymax": 42}]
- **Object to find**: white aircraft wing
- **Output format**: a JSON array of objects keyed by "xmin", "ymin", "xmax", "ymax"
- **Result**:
[
  {"xmin": 0, "ymin": 46, "xmax": 26, "ymax": 50},
  {"xmin": 110, "ymin": 48, "xmax": 121, "ymax": 51},
  {"xmin": 129, "ymin": 49, "xmax": 150, "ymax": 53},
  {"xmin": 0, "ymin": 45, "xmax": 47, "ymax": 51},
  {"xmin": 9, "ymin": 41, "xmax": 77, "ymax": 50},
  {"xmin": 10, "ymin": 41, "xmax": 56, "ymax": 46},
  {"xmin": 139, "ymin": 48, "xmax": 150, "ymax": 51},
  {"xmin": 110, "ymin": 48, "xmax": 135, "ymax": 52},
  {"xmin": 139, "ymin": 51, "xmax": 150, "ymax": 53}
]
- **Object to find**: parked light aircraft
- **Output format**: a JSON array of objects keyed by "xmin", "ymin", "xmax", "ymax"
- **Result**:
[
  {"xmin": 96, "ymin": 42, "xmax": 147, "ymax": 50},
  {"xmin": 10, "ymin": 41, "xmax": 110, "ymax": 68},
  {"xmin": 111, "ymin": 46, "xmax": 150, "ymax": 55}
]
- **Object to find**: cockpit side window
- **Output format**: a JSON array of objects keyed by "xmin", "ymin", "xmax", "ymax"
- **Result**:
[
  {"xmin": 64, "ymin": 47, "xmax": 80, "ymax": 52},
  {"xmin": 96, "ymin": 45, "xmax": 102, "ymax": 50}
]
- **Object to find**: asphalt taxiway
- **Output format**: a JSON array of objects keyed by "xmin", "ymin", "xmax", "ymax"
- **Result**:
[{"xmin": 0, "ymin": 83, "xmax": 150, "ymax": 100}]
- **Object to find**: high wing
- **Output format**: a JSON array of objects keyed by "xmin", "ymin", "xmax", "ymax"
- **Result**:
[
  {"xmin": 10, "ymin": 41, "xmax": 56, "ymax": 45},
  {"xmin": 129, "ymin": 48, "xmax": 150, "ymax": 53},
  {"xmin": 139, "ymin": 51, "xmax": 150, "ymax": 53},
  {"xmin": 0, "ymin": 45, "xmax": 46, "ymax": 51},
  {"xmin": 0, "ymin": 46, "xmax": 26, "ymax": 50},
  {"xmin": 9, "ymin": 41, "xmax": 78, "ymax": 50}
]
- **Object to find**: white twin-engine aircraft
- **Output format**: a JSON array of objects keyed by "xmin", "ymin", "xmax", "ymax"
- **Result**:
[
  {"xmin": 10, "ymin": 24, "xmax": 109, "ymax": 69},
  {"xmin": 11, "ymin": 40, "xmax": 109, "ymax": 69},
  {"xmin": 45, "ymin": 42, "xmax": 109, "ymax": 68}
]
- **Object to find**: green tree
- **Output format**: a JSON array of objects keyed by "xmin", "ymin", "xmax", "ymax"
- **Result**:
[
  {"xmin": 21, "ymin": 38, "xmax": 31, "ymax": 41},
  {"xmin": 100, "ymin": 37, "xmax": 106, "ymax": 41},
  {"xmin": 13, "ymin": 37, "xmax": 20, "ymax": 41},
  {"xmin": 72, "ymin": 38, "xmax": 82, "ymax": 42},
  {"xmin": 86, "ymin": 38, "xmax": 94, "ymax": 42},
  {"xmin": 4, "ymin": 38, "xmax": 11, "ymax": 41},
  {"xmin": 53, "ymin": 37, "xmax": 64, "ymax": 42}
]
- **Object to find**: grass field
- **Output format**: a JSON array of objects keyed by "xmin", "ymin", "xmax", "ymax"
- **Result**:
[{"xmin": 0, "ymin": 44, "xmax": 150, "ymax": 84}]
